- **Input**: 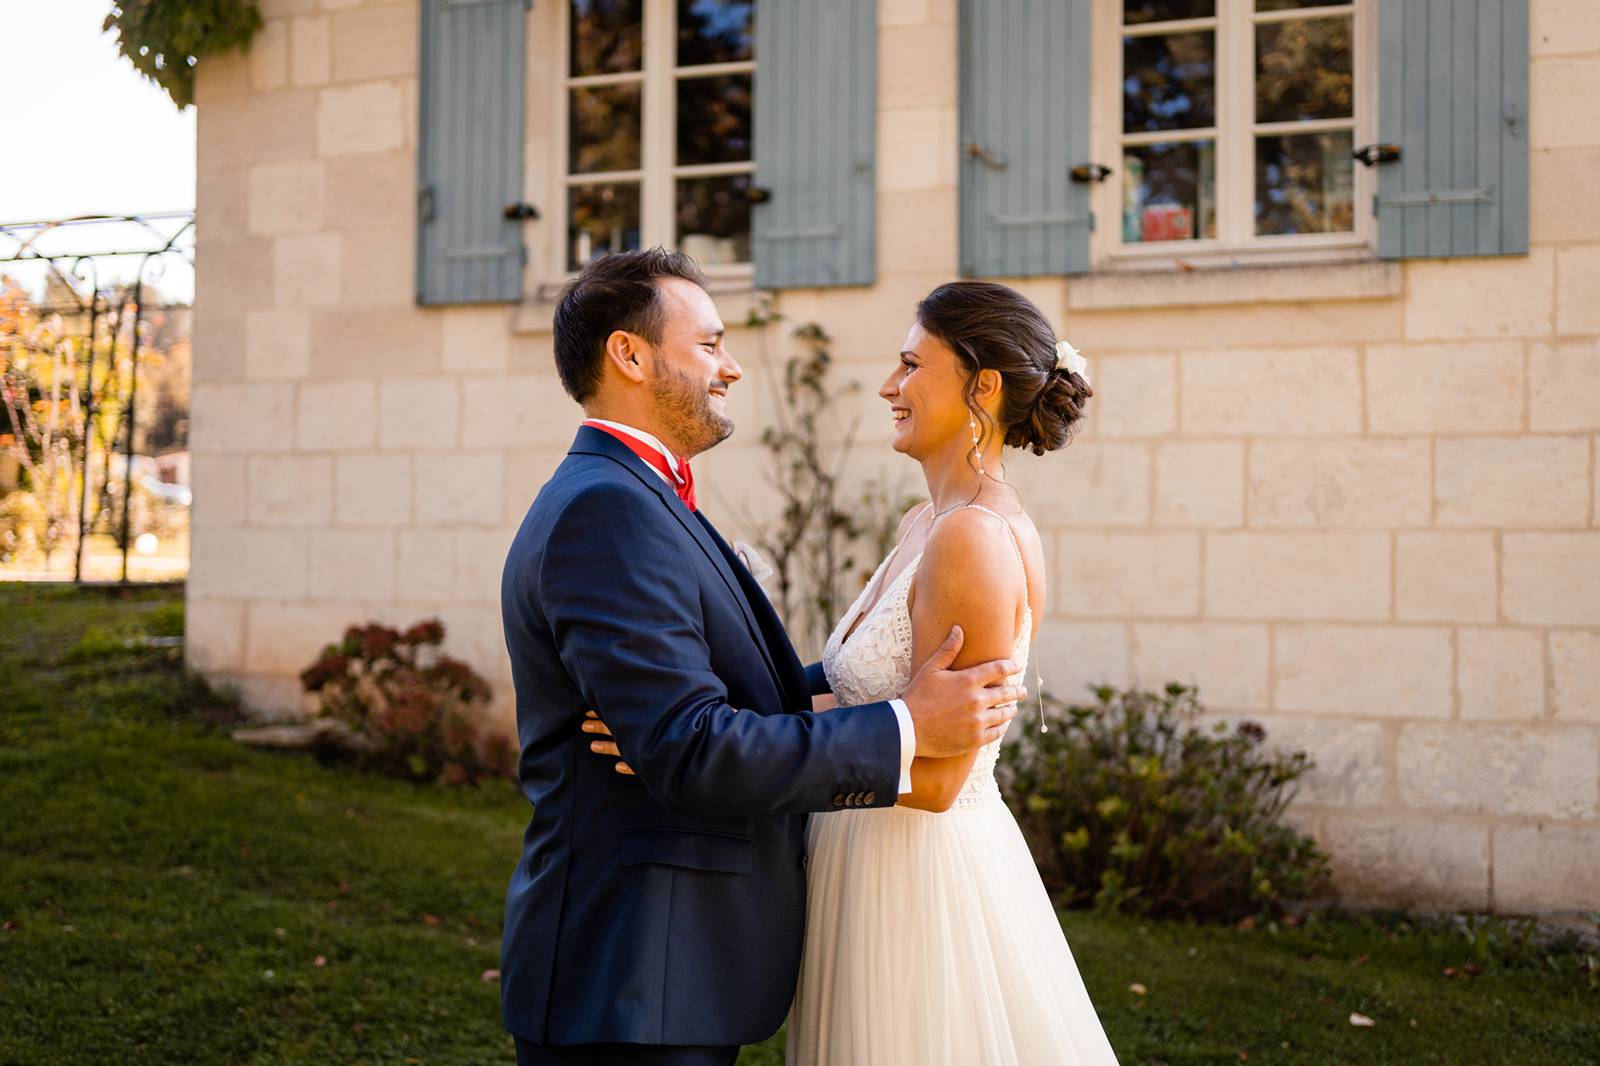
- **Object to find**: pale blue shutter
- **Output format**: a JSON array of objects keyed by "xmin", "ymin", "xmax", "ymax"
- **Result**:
[
  {"xmin": 751, "ymin": 0, "xmax": 877, "ymax": 288},
  {"xmin": 415, "ymin": 0, "xmax": 531, "ymax": 305},
  {"xmin": 1373, "ymin": 0, "xmax": 1529, "ymax": 259},
  {"xmin": 959, "ymin": 0, "xmax": 1093, "ymax": 278}
]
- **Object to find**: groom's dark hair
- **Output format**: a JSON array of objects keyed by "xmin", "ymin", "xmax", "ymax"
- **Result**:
[{"xmin": 553, "ymin": 247, "xmax": 709, "ymax": 403}]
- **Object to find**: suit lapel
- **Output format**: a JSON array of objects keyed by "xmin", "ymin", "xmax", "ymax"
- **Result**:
[
  {"xmin": 693, "ymin": 513, "xmax": 810, "ymax": 705},
  {"xmin": 569, "ymin": 427, "xmax": 788, "ymax": 700}
]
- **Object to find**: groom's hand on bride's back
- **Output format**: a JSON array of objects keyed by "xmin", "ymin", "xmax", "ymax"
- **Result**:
[{"xmin": 902, "ymin": 625, "xmax": 1024, "ymax": 758}]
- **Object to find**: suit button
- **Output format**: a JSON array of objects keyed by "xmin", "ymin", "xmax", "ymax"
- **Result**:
[
  {"xmin": 847, "ymin": 791, "xmax": 861, "ymax": 806},
  {"xmin": 863, "ymin": 791, "xmax": 877, "ymax": 805},
  {"xmin": 832, "ymin": 793, "xmax": 845, "ymax": 808}
]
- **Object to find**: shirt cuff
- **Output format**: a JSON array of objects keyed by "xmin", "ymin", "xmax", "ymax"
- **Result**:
[{"xmin": 889, "ymin": 698, "xmax": 916, "ymax": 794}]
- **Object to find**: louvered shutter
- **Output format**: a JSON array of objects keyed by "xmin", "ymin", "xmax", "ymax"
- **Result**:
[{"xmin": 415, "ymin": 0, "xmax": 531, "ymax": 304}]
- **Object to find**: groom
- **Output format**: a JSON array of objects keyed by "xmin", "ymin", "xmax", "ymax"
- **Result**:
[{"xmin": 498, "ymin": 248, "xmax": 1025, "ymax": 1065}]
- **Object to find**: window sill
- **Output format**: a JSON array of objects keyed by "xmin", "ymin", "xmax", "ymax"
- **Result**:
[
  {"xmin": 511, "ymin": 276, "xmax": 770, "ymax": 336},
  {"xmin": 1066, "ymin": 258, "xmax": 1402, "ymax": 312}
]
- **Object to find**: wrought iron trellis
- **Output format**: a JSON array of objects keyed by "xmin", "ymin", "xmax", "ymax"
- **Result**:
[{"xmin": 0, "ymin": 210, "xmax": 195, "ymax": 583}]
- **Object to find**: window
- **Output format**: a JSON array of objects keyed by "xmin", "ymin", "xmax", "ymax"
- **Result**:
[
  {"xmin": 561, "ymin": 0, "xmax": 755, "ymax": 274},
  {"xmin": 1093, "ymin": 0, "xmax": 1373, "ymax": 267}
]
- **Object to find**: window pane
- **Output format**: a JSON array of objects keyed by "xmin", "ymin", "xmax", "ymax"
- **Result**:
[
  {"xmin": 677, "ymin": 74, "xmax": 753, "ymax": 164},
  {"xmin": 677, "ymin": 174, "xmax": 752, "ymax": 265},
  {"xmin": 1255, "ymin": 17, "xmax": 1353, "ymax": 122},
  {"xmin": 1121, "ymin": 141, "xmax": 1217, "ymax": 243},
  {"xmin": 569, "ymin": 85, "xmax": 642, "ymax": 174},
  {"xmin": 678, "ymin": 0, "xmax": 754, "ymax": 66},
  {"xmin": 1255, "ymin": 130, "xmax": 1355, "ymax": 236},
  {"xmin": 1123, "ymin": 32, "xmax": 1216, "ymax": 132},
  {"xmin": 570, "ymin": 0, "xmax": 643, "ymax": 76},
  {"xmin": 1124, "ymin": 0, "xmax": 1213, "ymax": 25},
  {"xmin": 568, "ymin": 183, "xmax": 642, "ymax": 270},
  {"xmin": 1256, "ymin": 0, "xmax": 1333, "ymax": 10}
]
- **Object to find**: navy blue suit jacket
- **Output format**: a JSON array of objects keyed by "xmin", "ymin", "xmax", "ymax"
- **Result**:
[{"xmin": 499, "ymin": 426, "xmax": 902, "ymax": 1047}]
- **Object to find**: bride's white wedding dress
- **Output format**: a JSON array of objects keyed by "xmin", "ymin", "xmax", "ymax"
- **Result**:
[{"xmin": 786, "ymin": 504, "xmax": 1119, "ymax": 1066}]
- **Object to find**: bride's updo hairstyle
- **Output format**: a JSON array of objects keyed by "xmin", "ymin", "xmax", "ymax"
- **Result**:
[{"xmin": 913, "ymin": 281, "xmax": 1092, "ymax": 458}]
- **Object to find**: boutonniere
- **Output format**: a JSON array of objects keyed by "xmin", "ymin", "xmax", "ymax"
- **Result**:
[{"xmin": 732, "ymin": 540, "xmax": 774, "ymax": 585}]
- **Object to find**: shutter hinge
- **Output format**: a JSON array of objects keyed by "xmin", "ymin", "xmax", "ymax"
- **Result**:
[
  {"xmin": 519, "ymin": 244, "xmax": 528, "ymax": 266},
  {"xmin": 418, "ymin": 184, "xmax": 435, "ymax": 223}
]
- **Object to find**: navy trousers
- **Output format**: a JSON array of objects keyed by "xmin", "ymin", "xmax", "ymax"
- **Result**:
[{"xmin": 513, "ymin": 1035, "xmax": 740, "ymax": 1066}]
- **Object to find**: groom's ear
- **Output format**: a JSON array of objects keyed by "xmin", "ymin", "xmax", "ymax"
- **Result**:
[{"xmin": 603, "ymin": 330, "xmax": 650, "ymax": 385}]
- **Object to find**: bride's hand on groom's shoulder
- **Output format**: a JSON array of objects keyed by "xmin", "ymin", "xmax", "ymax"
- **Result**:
[
  {"xmin": 581, "ymin": 711, "xmax": 635, "ymax": 776},
  {"xmin": 901, "ymin": 626, "xmax": 1025, "ymax": 759}
]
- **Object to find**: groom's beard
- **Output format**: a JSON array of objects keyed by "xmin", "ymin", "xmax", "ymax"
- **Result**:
[{"xmin": 650, "ymin": 358, "xmax": 734, "ymax": 456}]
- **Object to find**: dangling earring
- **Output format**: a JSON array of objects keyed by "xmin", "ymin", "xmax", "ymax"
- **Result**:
[{"xmin": 970, "ymin": 412, "xmax": 987, "ymax": 478}]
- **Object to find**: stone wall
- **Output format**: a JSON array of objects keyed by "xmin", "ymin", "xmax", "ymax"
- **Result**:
[{"xmin": 186, "ymin": 0, "xmax": 1600, "ymax": 916}]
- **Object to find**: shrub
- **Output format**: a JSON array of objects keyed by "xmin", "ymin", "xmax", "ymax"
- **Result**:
[
  {"xmin": 998, "ymin": 682, "xmax": 1330, "ymax": 922},
  {"xmin": 299, "ymin": 619, "xmax": 515, "ymax": 787}
]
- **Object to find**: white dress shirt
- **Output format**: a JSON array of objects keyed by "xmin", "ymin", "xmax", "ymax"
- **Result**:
[{"xmin": 582, "ymin": 418, "xmax": 917, "ymax": 794}]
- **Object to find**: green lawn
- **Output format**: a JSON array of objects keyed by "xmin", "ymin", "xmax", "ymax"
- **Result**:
[{"xmin": 2, "ymin": 582, "xmax": 1595, "ymax": 1065}]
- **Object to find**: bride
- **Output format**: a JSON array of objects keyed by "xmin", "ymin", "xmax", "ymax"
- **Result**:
[{"xmin": 785, "ymin": 281, "xmax": 1118, "ymax": 1065}]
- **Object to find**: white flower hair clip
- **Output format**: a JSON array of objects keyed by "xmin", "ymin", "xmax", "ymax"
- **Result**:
[{"xmin": 1054, "ymin": 339, "xmax": 1089, "ymax": 385}]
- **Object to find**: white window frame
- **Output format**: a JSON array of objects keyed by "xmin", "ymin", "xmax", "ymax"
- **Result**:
[
  {"xmin": 1088, "ymin": 0, "xmax": 1377, "ymax": 272},
  {"xmin": 540, "ymin": 0, "xmax": 757, "ymax": 288}
]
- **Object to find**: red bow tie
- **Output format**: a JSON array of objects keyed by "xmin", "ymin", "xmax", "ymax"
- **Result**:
[{"xmin": 584, "ymin": 421, "xmax": 696, "ymax": 511}]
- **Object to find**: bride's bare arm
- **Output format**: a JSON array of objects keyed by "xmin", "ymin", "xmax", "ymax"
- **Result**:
[{"xmin": 898, "ymin": 508, "xmax": 1026, "ymax": 813}]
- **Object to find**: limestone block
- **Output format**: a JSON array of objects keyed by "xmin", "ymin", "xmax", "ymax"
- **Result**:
[
  {"xmin": 1436, "ymin": 436, "xmax": 1590, "ymax": 528},
  {"xmin": 338, "ymin": 224, "xmax": 412, "ymax": 308},
  {"xmin": 455, "ymin": 526, "xmax": 519, "ymax": 603},
  {"xmin": 1275, "ymin": 624, "xmax": 1452, "ymax": 717},
  {"xmin": 1130, "ymin": 622, "xmax": 1269, "ymax": 710},
  {"xmin": 1031, "ymin": 619, "xmax": 1130, "ymax": 704},
  {"xmin": 462, "ymin": 375, "xmax": 581, "ymax": 449},
  {"xmin": 1248, "ymin": 439, "xmax": 1430, "ymax": 528},
  {"xmin": 190, "ymin": 382, "xmax": 295, "ymax": 454},
  {"xmin": 1248, "ymin": 714, "xmax": 1386, "ymax": 808},
  {"xmin": 186, "ymin": 599, "xmax": 247, "ymax": 673},
  {"xmin": 880, "ymin": 20, "xmax": 957, "ymax": 108},
  {"xmin": 878, "ymin": 187, "xmax": 959, "ymax": 276},
  {"xmin": 1551, "ymin": 629, "xmax": 1600, "ymax": 721},
  {"xmin": 1503, "ymin": 533, "xmax": 1600, "ymax": 625},
  {"xmin": 189, "ymin": 527, "xmax": 308, "ymax": 600},
  {"xmin": 434, "ymin": 603, "xmax": 513, "ymax": 681},
  {"xmin": 190, "ymin": 454, "xmax": 248, "ymax": 527},
  {"xmin": 197, "ymin": 164, "xmax": 250, "ymax": 237},
  {"xmin": 247, "ymin": 455, "xmax": 333, "ymax": 526},
  {"xmin": 317, "ymin": 81, "xmax": 404, "ymax": 156},
  {"xmin": 1204, "ymin": 533, "xmax": 1389, "ymax": 621},
  {"xmin": 878, "ymin": 108, "xmax": 957, "ymax": 191},
  {"xmin": 380, "ymin": 377, "xmax": 459, "ymax": 449},
  {"xmin": 297, "ymin": 380, "xmax": 377, "ymax": 450},
  {"xmin": 1533, "ymin": 0, "xmax": 1600, "ymax": 55},
  {"xmin": 1403, "ymin": 248, "xmax": 1554, "ymax": 340},
  {"xmin": 193, "ymin": 307, "xmax": 245, "ymax": 385},
  {"xmin": 234, "ymin": 673, "xmax": 307, "ymax": 721},
  {"xmin": 290, "ymin": 14, "xmax": 332, "ymax": 86},
  {"xmin": 397, "ymin": 528, "xmax": 457, "ymax": 602},
  {"xmin": 1090, "ymin": 353, "xmax": 1175, "ymax": 438},
  {"xmin": 196, "ymin": 89, "xmax": 318, "ymax": 167},
  {"xmin": 245, "ymin": 600, "xmax": 368, "ymax": 675},
  {"xmin": 335, "ymin": 453, "xmax": 412, "ymax": 526},
  {"xmin": 1556, "ymin": 245, "xmax": 1600, "ymax": 335},
  {"xmin": 194, "ymin": 236, "xmax": 276, "ymax": 314},
  {"xmin": 1458, "ymin": 628, "xmax": 1546, "ymax": 721},
  {"xmin": 442, "ymin": 305, "xmax": 512, "ymax": 372},
  {"xmin": 1395, "ymin": 532, "xmax": 1497, "ymax": 623},
  {"xmin": 1494, "ymin": 825, "xmax": 1600, "ymax": 914},
  {"xmin": 1531, "ymin": 148, "xmax": 1600, "ymax": 244},
  {"xmin": 1364, "ymin": 341, "xmax": 1525, "ymax": 434},
  {"xmin": 1531, "ymin": 57, "xmax": 1600, "ymax": 149},
  {"xmin": 249, "ymin": 16, "xmax": 289, "ymax": 91},
  {"xmin": 503, "ymin": 448, "xmax": 573, "ymax": 522},
  {"xmin": 1066, "ymin": 300, "xmax": 1402, "ymax": 354},
  {"xmin": 325, "ymin": 151, "xmax": 413, "ymax": 228},
  {"xmin": 309, "ymin": 528, "xmax": 396, "ymax": 602},
  {"xmin": 245, "ymin": 308, "xmax": 312, "ymax": 381},
  {"xmin": 310, "ymin": 308, "xmax": 443, "ymax": 378},
  {"xmin": 247, "ymin": 160, "xmax": 324, "ymax": 235},
  {"xmin": 273, "ymin": 231, "xmax": 342, "ymax": 307},
  {"xmin": 415, "ymin": 452, "xmax": 505, "ymax": 525},
  {"xmin": 1319, "ymin": 814, "xmax": 1489, "ymax": 911},
  {"xmin": 1397, "ymin": 723, "xmax": 1600, "ymax": 819},
  {"xmin": 1530, "ymin": 340, "xmax": 1600, "ymax": 431},
  {"xmin": 331, "ymin": 4, "xmax": 418, "ymax": 82},
  {"xmin": 1057, "ymin": 532, "xmax": 1200, "ymax": 618},
  {"xmin": 1153, "ymin": 441, "xmax": 1244, "ymax": 528},
  {"xmin": 1026, "ymin": 443, "xmax": 1149, "ymax": 527},
  {"xmin": 1180, "ymin": 348, "xmax": 1361, "ymax": 436}
]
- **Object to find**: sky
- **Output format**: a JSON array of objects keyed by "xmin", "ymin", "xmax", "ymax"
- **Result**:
[{"xmin": 0, "ymin": 0, "xmax": 197, "ymax": 304}]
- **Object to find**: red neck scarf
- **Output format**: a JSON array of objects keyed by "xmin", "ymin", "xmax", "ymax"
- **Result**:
[{"xmin": 583, "ymin": 420, "xmax": 696, "ymax": 511}]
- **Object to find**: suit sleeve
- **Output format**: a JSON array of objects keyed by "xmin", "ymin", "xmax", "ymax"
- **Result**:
[
  {"xmin": 804, "ymin": 661, "xmax": 832, "ymax": 697},
  {"xmin": 539, "ymin": 483, "xmax": 900, "ymax": 815}
]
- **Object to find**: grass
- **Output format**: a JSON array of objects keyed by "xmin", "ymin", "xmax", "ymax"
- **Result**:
[{"xmin": 2, "ymin": 582, "xmax": 1596, "ymax": 1065}]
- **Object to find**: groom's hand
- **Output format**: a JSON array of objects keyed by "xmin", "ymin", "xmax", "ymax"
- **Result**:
[{"xmin": 901, "ymin": 626, "xmax": 1024, "ymax": 759}]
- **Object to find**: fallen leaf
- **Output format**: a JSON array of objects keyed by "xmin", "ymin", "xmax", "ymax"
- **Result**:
[
  {"xmin": 481, "ymin": 968, "xmax": 500, "ymax": 982},
  {"xmin": 240, "ymin": 845, "xmax": 251, "ymax": 857},
  {"xmin": 2, "ymin": 920, "xmax": 16, "ymax": 932},
  {"xmin": 1349, "ymin": 1012, "xmax": 1376, "ymax": 1027},
  {"xmin": 1235, "ymin": 916, "xmax": 1255, "ymax": 931},
  {"xmin": 314, "ymin": 955, "xmax": 326, "ymax": 968},
  {"xmin": 1408, "ymin": 1019, "xmax": 1418, "ymax": 1027},
  {"xmin": 340, "ymin": 881, "xmax": 352, "ymax": 894},
  {"xmin": 1237, "ymin": 1051, "xmax": 1249, "ymax": 1061},
  {"xmin": 1128, "ymin": 983, "xmax": 1147, "ymax": 995},
  {"xmin": 178, "ymin": 866, "xmax": 192, "ymax": 876},
  {"xmin": 275, "ymin": 928, "xmax": 287, "ymax": 938},
  {"xmin": 353, "ymin": 1023, "xmax": 366, "ymax": 1033},
  {"xmin": 1462, "ymin": 962, "xmax": 1482, "ymax": 976},
  {"xmin": 422, "ymin": 914, "xmax": 440, "ymax": 926},
  {"xmin": 1349, "ymin": 954, "xmax": 1369, "ymax": 967},
  {"xmin": 1441, "ymin": 966, "xmax": 1457, "ymax": 977}
]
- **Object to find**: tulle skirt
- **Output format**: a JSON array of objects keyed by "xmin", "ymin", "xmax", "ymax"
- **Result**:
[{"xmin": 785, "ymin": 786, "xmax": 1120, "ymax": 1066}]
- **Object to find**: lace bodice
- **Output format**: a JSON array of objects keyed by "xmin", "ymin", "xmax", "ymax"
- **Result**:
[{"xmin": 820, "ymin": 505, "xmax": 1032, "ymax": 811}]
